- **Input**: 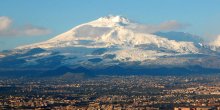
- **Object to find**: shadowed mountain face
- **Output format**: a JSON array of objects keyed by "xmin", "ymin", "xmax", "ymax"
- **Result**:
[{"xmin": 1, "ymin": 16, "xmax": 220, "ymax": 78}]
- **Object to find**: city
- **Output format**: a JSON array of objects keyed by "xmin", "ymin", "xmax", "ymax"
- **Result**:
[{"xmin": 1, "ymin": 74, "xmax": 220, "ymax": 109}]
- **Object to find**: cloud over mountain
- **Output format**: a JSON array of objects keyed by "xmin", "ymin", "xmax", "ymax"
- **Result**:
[
  {"xmin": 126, "ymin": 20, "xmax": 188, "ymax": 33},
  {"xmin": 0, "ymin": 16, "xmax": 51, "ymax": 37}
]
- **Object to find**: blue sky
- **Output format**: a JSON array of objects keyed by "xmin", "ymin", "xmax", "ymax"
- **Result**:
[{"xmin": 0, "ymin": 0, "xmax": 220, "ymax": 50}]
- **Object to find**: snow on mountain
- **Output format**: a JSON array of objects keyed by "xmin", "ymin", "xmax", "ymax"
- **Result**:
[
  {"xmin": 99, "ymin": 27, "xmax": 198, "ymax": 53},
  {"xmin": 14, "ymin": 15, "xmax": 202, "ymax": 64}
]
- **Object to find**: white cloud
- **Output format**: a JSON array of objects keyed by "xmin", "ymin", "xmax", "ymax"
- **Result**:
[
  {"xmin": 127, "ymin": 20, "xmax": 188, "ymax": 33},
  {"xmin": 21, "ymin": 25, "xmax": 51, "ymax": 36},
  {"xmin": 0, "ymin": 16, "xmax": 12, "ymax": 31},
  {"xmin": 0, "ymin": 16, "xmax": 51, "ymax": 37}
]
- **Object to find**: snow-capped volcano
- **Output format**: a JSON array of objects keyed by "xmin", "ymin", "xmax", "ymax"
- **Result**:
[
  {"xmin": 17, "ymin": 15, "xmax": 199, "ymax": 54},
  {"xmin": 1, "ymin": 15, "xmax": 220, "ymax": 77},
  {"xmin": 13, "ymin": 15, "xmax": 204, "ymax": 65}
]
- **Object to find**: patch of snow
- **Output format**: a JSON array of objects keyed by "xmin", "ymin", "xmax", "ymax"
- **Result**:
[
  {"xmin": 32, "ymin": 52, "xmax": 51, "ymax": 57},
  {"xmin": 113, "ymin": 49, "xmax": 174, "ymax": 61}
]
